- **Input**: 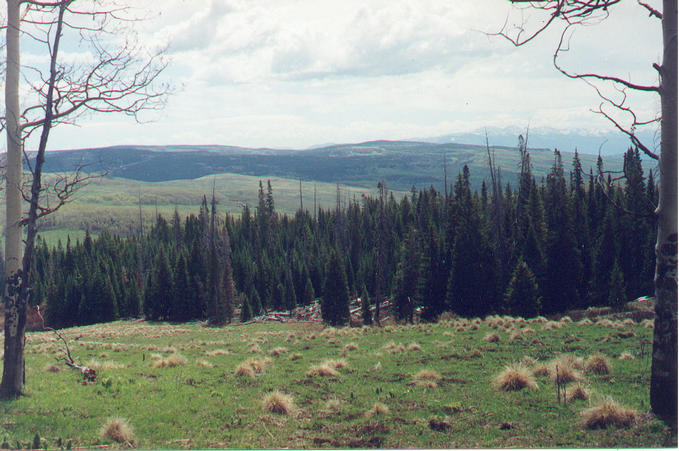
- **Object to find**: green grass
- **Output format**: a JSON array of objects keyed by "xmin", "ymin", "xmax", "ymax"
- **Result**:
[
  {"xmin": 0, "ymin": 317, "xmax": 674, "ymax": 449},
  {"xmin": 20, "ymin": 172, "xmax": 401, "ymax": 242}
]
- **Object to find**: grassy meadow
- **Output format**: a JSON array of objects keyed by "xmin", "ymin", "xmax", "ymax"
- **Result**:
[
  {"xmin": 0, "ymin": 315, "xmax": 675, "ymax": 449},
  {"xmin": 22, "ymin": 172, "xmax": 398, "ymax": 246}
]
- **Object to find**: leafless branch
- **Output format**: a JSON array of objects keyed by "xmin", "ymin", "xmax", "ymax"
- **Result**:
[{"xmin": 637, "ymin": 1, "xmax": 662, "ymax": 18}]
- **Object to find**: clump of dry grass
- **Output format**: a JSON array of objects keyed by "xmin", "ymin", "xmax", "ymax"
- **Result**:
[
  {"xmin": 641, "ymin": 319, "xmax": 654, "ymax": 329},
  {"xmin": 560, "ymin": 316, "xmax": 573, "ymax": 323},
  {"xmin": 521, "ymin": 356, "xmax": 536, "ymax": 366},
  {"xmin": 532, "ymin": 364, "xmax": 551, "ymax": 377},
  {"xmin": 324, "ymin": 399, "xmax": 342, "ymax": 412},
  {"xmin": 549, "ymin": 355, "xmax": 583, "ymax": 384},
  {"xmin": 344, "ymin": 343, "xmax": 359, "ymax": 351},
  {"xmin": 543, "ymin": 321, "xmax": 563, "ymax": 331},
  {"xmin": 566, "ymin": 383, "xmax": 590, "ymax": 402},
  {"xmin": 196, "ymin": 359, "xmax": 213, "ymax": 368},
  {"xmin": 578, "ymin": 318, "xmax": 593, "ymax": 326},
  {"xmin": 307, "ymin": 364, "xmax": 339, "ymax": 377},
  {"xmin": 470, "ymin": 348, "xmax": 483, "ymax": 358},
  {"xmin": 443, "ymin": 332, "xmax": 454, "ymax": 338},
  {"xmin": 44, "ymin": 363, "xmax": 60, "ymax": 373},
  {"xmin": 622, "ymin": 318, "xmax": 635, "ymax": 326},
  {"xmin": 366, "ymin": 402, "xmax": 390, "ymax": 417},
  {"xmin": 369, "ymin": 362, "xmax": 382, "ymax": 372},
  {"xmin": 269, "ymin": 347, "xmax": 288, "ymax": 357},
  {"xmin": 586, "ymin": 354, "xmax": 611, "ymax": 375},
  {"xmin": 483, "ymin": 332, "xmax": 500, "ymax": 343},
  {"xmin": 262, "ymin": 390, "xmax": 296, "ymax": 416},
  {"xmin": 235, "ymin": 362, "xmax": 256, "ymax": 380},
  {"xmin": 151, "ymin": 354, "xmax": 188, "ymax": 368},
  {"xmin": 88, "ymin": 359, "xmax": 126, "ymax": 370},
  {"xmin": 407, "ymin": 343, "xmax": 422, "ymax": 352},
  {"xmin": 618, "ymin": 352, "xmax": 635, "ymax": 361},
  {"xmin": 416, "ymin": 380, "xmax": 438, "ymax": 389},
  {"xmin": 509, "ymin": 330, "xmax": 524, "ymax": 341},
  {"xmin": 415, "ymin": 369, "xmax": 441, "ymax": 381},
  {"xmin": 581, "ymin": 398, "xmax": 637, "ymax": 429},
  {"xmin": 290, "ymin": 353, "xmax": 303, "ymax": 361},
  {"xmin": 248, "ymin": 344, "xmax": 262, "ymax": 354},
  {"xmin": 205, "ymin": 349, "xmax": 230, "ymax": 357},
  {"xmin": 99, "ymin": 417, "xmax": 135, "ymax": 444},
  {"xmin": 495, "ymin": 363, "xmax": 538, "ymax": 391},
  {"xmin": 323, "ymin": 359, "xmax": 348, "ymax": 369}
]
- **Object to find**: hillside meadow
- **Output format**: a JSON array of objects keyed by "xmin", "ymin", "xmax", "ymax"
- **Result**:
[
  {"xmin": 22, "ymin": 172, "xmax": 394, "ymax": 245},
  {"xmin": 0, "ymin": 314, "xmax": 675, "ymax": 449}
]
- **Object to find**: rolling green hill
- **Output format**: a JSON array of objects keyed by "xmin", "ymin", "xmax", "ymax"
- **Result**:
[{"xmin": 37, "ymin": 140, "xmax": 631, "ymax": 192}]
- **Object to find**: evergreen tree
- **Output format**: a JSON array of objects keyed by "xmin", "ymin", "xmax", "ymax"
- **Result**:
[
  {"xmin": 392, "ymin": 228, "xmax": 419, "ymax": 323},
  {"xmin": 321, "ymin": 249, "xmax": 350, "ymax": 326},
  {"xmin": 145, "ymin": 249, "xmax": 172, "ymax": 321},
  {"xmin": 504, "ymin": 260, "xmax": 541, "ymax": 318},
  {"xmin": 608, "ymin": 259, "xmax": 627, "ymax": 310}
]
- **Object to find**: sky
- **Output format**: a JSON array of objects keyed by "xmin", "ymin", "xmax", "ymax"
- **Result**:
[{"xmin": 15, "ymin": 0, "xmax": 664, "ymax": 151}]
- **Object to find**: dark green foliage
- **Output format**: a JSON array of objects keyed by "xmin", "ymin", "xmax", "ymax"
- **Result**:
[
  {"xmin": 321, "ymin": 250, "xmax": 350, "ymax": 326},
  {"xmin": 32, "ymin": 154, "xmax": 656, "ymax": 328},
  {"xmin": 504, "ymin": 260, "xmax": 541, "ymax": 318},
  {"xmin": 608, "ymin": 259, "xmax": 627, "ymax": 309}
]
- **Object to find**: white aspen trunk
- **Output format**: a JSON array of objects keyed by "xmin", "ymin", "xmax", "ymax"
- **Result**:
[
  {"xmin": 650, "ymin": 0, "xmax": 678, "ymax": 426},
  {"xmin": 1, "ymin": 0, "xmax": 26, "ymax": 399}
]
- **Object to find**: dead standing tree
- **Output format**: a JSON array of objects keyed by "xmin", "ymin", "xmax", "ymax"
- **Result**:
[
  {"xmin": 494, "ymin": 0, "xmax": 676, "ymax": 425},
  {"xmin": 0, "ymin": 0, "xmax": 167, "ymax": 399}
]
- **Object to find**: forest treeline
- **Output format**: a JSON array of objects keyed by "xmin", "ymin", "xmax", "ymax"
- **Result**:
[{"xmin": 30, "ymin": 146, "xmax": 657, "ymax": 328}]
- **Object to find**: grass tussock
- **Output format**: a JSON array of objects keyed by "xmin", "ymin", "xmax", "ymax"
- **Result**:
[
  {"xmin": 586, "ymin": 354, "xmax": 611, "ymax": 375},
  {"xmin": 521, "ymin": 356, "xmax": 536, "ymax": 366},
  {"xmin": 532, "ymin": 364, "xmax": 550, "ymax": 377},
  {"xmin": 248, "ymin": 345, "xmax": 262, "ymax": 354},
  {"xmin": 262, "ymin": 390, "xmax": 297, "ymax": 416},
  {"xmin": 483, "ymin": 332, "xmax": 501, "ymax": 343},
  {"xmin": 578, "ymin": 318, "xmax": 593, "ymax": 326},
  {"xmin": 87, "ymin": 359, "xmax": 126, "ymax": 370},
  {"xmin": 618, "ymin": 352, "xmax": 635, "ymax": 361},
  {"xmin": 494, "ymin": 363, "xmax": 538, "ymax": 391},
  {"xmin": 566, "ymin": 383, "xmax": 590, "ymax": 402},
  {"xmin": 324, "ymin": 358, "xmax": 348, "ymax": 369},
  {"xmin": 151, "ymin": 354, "xmax": 187, "ymax": 368},
  {"xmin": 415, "ymin": 369, "xmax": 441, "ymax": 381},
  {"xmin": 622, "ymin": 318, "xmax": 635, "ymax": 326},
  {"xmin": 324, "ymin": 399, "xmax": 342, "ymax": 412},
  {"xmin": 307, "ymin": 364, "xmax": 339, "ymax": 377},
  {"xmin": 269, "ymin": 347, "xmax": 288, "ymax": 356},
  {"xmin": 205, "ymin": 349, "xmax": 230, "ymax": 356},
  {"xmin": 470, "ymin": 348, "xmax": 483, "ymax": 358},
  {"xmin": 195, "ymin": 359, "xmax": 213, "ymax": 368},
  {"xmin": 560, "ymin": 316, "xmax": 573, "ymax": 323},
  {"xmin": 641, "ymin": 319, "xmax": 654, "ymax": 329},
  {"xmin": 407, "ymin": 343, "xmax": 423, "ymax": 352},
  {"xmin": 344, "ymin": 343, "xmax": 359, "ymax": 351},
  {"xmin": 549, "ymin": 355, "xmax": 583, "ymax": 384},
  {"xmin": 290, "ymin": 353, "xmax": 303, "ymax": 361},
  {"xmin": 416, "ymin": 379, "xmax": 438, "ymax": 389},
  {"xmin": 234, "ymin": 362, "xmax": 256, "ymax": 380},
  {"xmin": 581, "ymin": 398, "xmax": 637, "ymax": 429},
  {"xmin": 44, "ymin": 363, "xmax": 60, "ymax": 373},
  {"xmin": 366, "ymin": 402, "xmax": 390, "ymax": 417},
  {"xmin": 99, "ymin": 417, "xmax": 135, "ymax": 444}
]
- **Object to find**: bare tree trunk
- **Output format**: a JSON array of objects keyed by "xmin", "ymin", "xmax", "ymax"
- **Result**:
[
  {"xmin": 650, "ymin": 0, "xmax": 678, "ymax": 427},
  {"xmin": 1, "ymin": 0, "xmax": 25, "ymax": 400}
]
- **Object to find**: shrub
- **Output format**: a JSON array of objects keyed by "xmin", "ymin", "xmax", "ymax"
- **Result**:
[
  {"xmin": 262, "ymin": 390, "xmax": 296, "ymax": 416},
  {"xmin": 581, "ymin": 398, "xmax": 637, "ymax": 429},
  {"xmin": 99, "ymin": 417, "xmax": 135, "ymax": 444},
  {"xmin": 586, "ymin": 354, "xmax": 611, "ymax": 375},
  {"xmin": 494, "ymin": 363, "xmax": 538, "ymax": 391}
]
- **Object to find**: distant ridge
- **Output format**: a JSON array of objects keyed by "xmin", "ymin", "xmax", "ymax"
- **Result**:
[{"xmin": 29, "ymin": 139, "xmax": 638, "ymax": 191}]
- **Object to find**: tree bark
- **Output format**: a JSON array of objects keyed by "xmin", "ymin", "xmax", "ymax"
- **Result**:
[
  {"xmin": 1, "ymin": 0, "xmax": 25, "ymax": 400},
  {"xmin": 650, "ymin": 0, "xmax": 678, "ymax": 428}
]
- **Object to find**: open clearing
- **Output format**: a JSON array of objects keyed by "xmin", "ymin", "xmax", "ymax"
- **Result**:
[{"xmin": 0, "ymin": 316, "xmax": 675, "ymax": 449}]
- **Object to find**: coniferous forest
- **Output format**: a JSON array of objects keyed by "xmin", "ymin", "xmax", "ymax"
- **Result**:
[{"xmin": 31, "ymin": 147, "xmax": 657, "ymax": 329}]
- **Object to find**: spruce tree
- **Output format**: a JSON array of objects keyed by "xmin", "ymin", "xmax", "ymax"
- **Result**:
[
  {"xmin": 504, "ymin": 260, "xmax": 541, "ymax": 318},
  {"xmin": 360, "ymin": 284, "xmax": 372, "ymax": 325},
  {"xmin": 321, "ymin": 250, "xmax": 350, "ymax": 326},
  {"xmin": 608, "ymin": 259, "xmax": 627, "ymax": 310}
]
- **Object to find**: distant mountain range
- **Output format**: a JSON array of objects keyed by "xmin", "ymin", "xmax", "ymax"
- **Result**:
[
  {"xmin": 417, "ymin": 126, "xmax": 659, "ymax": 157},
  {"xmin": 32, "ymin": 138, "xmax": 647, "ymax": 192}
]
